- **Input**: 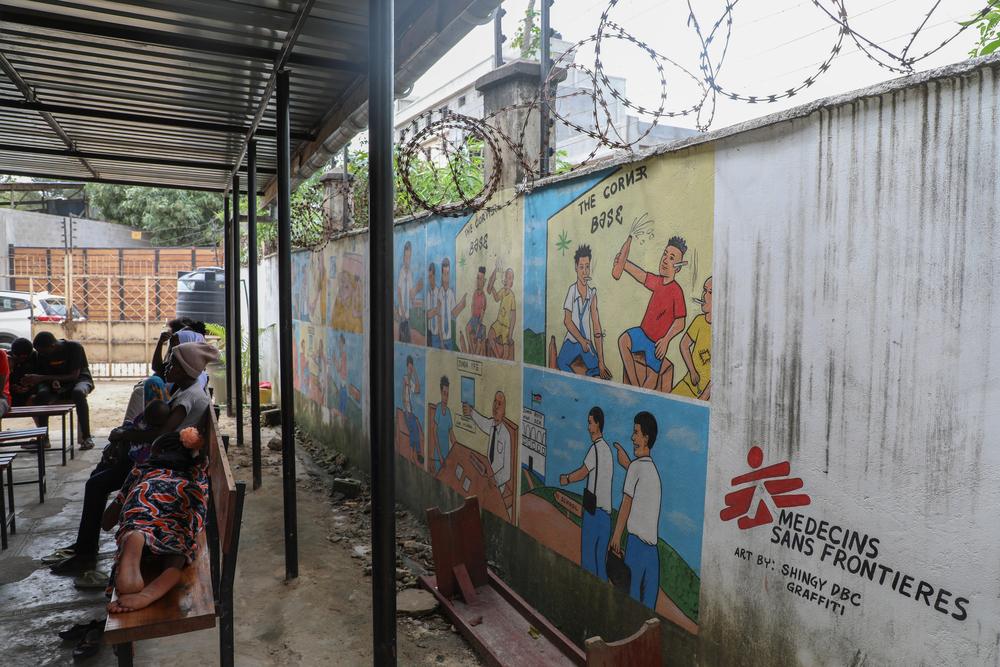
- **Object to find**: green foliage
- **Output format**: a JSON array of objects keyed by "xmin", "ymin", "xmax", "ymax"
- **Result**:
[
  {"xmin": 85, "ymin": 183, "xmax": 222, "ymax": 246},
  {"xmin": 511, "ymin": 3, "xmax": 541, "ymax": 59},
  {"xmin": 965, "ymin": 1, "xmax": 1000, "ymax": 57},
  {"xmin": 202, "ymin": 321, "xmax": 258, "ymax": 399}
]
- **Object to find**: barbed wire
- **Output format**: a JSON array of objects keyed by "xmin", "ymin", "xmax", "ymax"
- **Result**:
[{"xmin": 389, "ymin": 0, "xmax": 993, "ymax": 218}]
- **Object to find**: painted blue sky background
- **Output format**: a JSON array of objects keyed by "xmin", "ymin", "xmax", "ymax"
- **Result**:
[
  {"xmin": 522, "ymin": 169, "xmax": 614, "ymax": 336},
  {"xmin": 522, "ymin": 366, "xmax": 709, "ymax": 574}
]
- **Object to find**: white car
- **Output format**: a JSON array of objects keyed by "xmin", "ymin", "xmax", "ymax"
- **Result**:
[{"xmin": 0, "ymin": 290, "xmax": 86, "ymax": 348}]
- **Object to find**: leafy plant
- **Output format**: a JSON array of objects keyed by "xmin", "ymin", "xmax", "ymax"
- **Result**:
[
  {"xmin": 511, "ymin": 2, "xmax": 541, "ymax": 59},
  {"xmin": 85, "ymin": 183, "xmax": 222, "ymax": 246},
  {"xmin": 964, "ymin": 1, "xmax": 1000, "ymax": 57}
]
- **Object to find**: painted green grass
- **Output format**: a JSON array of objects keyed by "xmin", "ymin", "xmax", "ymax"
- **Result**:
[
  {"xmin": 523, "ymin": 484, "xmax": 701, "ymax": 622},
  {"xmin": 523, "ymin": 328, "xmax": 546, "ymax": 367}
]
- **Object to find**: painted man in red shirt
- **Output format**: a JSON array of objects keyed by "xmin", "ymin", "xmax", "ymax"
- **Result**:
[{"xmin": 614, "ymin": 236, "xmax": 688, "ymax": 392}]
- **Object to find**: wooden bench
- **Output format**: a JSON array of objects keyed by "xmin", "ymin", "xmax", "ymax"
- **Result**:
[
  {"xmin": 0, "ymin": 452, "xmax": 16, "ymax": 549},
  {"xmin": 103, "ymin": 411, "xmax": 247, "ymax": 667},
  {"xmin": 0, "ymin": 427, "xmax": 49, "ymax": 503},
  {"xmin": 421, "ymin": 496, "xmax": 662, "ymax": 667},
  {"xmin": 3, "ymin": 404, "xmax": 75, "ymax": 465}
]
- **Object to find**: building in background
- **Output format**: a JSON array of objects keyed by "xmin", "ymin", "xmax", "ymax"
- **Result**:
[{"xmin": 394, "ymin": 40, "xmax": 697, "ymax": 166}]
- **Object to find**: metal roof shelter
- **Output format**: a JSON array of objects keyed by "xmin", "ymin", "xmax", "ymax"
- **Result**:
[
  {"xmin": 0, "ymin": 0, "xmax": 496, "ymax": 194},
  {"xmin": 1, "ymin": 1, "xmax": 499, "ymax": 663}
]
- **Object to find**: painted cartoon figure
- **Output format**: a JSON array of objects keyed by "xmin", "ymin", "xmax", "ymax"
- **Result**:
[
  {"xmin": 614, "ymin": 236, "xmax": 688, "ymax": 392},
  {"xmin": 464, "ymin": 266, "xmax": 488, "ymax": 355},
  {"xmin": 431, "ymin": 376, "xmax": 458, "ymax": 474},
  {"xmin": 487, "ymin": 267, "xmax": 517, "ymax": 360},
  {"xmin": 427, "ymin": 262, "xmax": 441, "ymax": 348},
  {"xmin": 336, "ymin": 334, "xmax": 349, "ymax": 420},
  {"xmin": 437, "ymin": 258, "xmax": 466, "ymax": 351},
  {"xmin": 673, "ymin": 276, "xmax": 712, "ymax": 401},
  {"xmin": 556, "ymin": 245, "xmax": 611, "ymax": 379},
  {"xmin": 463, "ymin": 390, "xmax": 512, "ymax": 495},
  {"xmin": 402, "ymin": 355, "xmax": 423, "ymax": 465},
  {"xmin": 559, "ymin": 406, "xmax": 613, "ymax": 581},
  {"xmin": 610, "ymin": 411, "xmax": 662, "ymax": 609},
  {"xmin": 396, "ymin": 241, "xmax": 423, "ymax": 343}
]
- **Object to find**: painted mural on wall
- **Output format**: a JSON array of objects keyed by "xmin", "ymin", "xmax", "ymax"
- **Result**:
[
  {"xmin": 290, "ymin": 239, "xmax": 368, "ymax": 435},
  {"xmin": 519, "ymin": 367, "xmax": 707, "ymax": 632},
  {"xmin": 425, "ymin": 349, "xmax": 521, "ymax": 523},
  {"xmin": 526, "ymin": 148, "xmax": 714, "ymax": 399},
  {"xmin": 393, "ymin": 225, "xmax": 427, "ymax": 346}
]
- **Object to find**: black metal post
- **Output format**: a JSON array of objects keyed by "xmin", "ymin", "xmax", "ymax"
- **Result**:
[
  {"xmin": 247, "ymin": 140, "xmax": 262, "ymax": 490},
  {"xmin": 223, "ymin": 195, "xmax": 232, "ymax": 416},
  {"xmin": 494, "ymin": 3, "xmax": 505, "ymax": 69},
  {"xmin": 369, "ymin": 0, "xmax": 396, "ymax": 663},
  {"xmin": 539, "ymin": 0, "xmax": 553, "ymax": 177},
  {"xmin": 232, "ymin": 174, "xmax": 244, "ymax": 448},
  {"xmin": 276, "ymin": 68, "xmax": 298, "ymax": 580}
]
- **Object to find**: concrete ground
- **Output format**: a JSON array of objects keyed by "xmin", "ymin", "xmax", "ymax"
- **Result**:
[{"xmin": 0, "ymin": 379, "xmax": 481, "ymax": 666}]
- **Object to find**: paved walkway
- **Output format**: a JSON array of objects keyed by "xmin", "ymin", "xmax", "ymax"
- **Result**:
[{"xmin": 0, "ymin": 381, "xmax": 480, "ymax": 666}]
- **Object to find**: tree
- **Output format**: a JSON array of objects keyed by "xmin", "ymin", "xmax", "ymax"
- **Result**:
[
  {"xmin": 85, "ymin": 183, "xmax": 223, "ymax": 247},
  {"xmin": 511, "ymin": 1, "xmax": 541, "ymax": 59},
  {"xmin": 966, "ymin": 1, "xmax": 1000, "ymax": 57}
]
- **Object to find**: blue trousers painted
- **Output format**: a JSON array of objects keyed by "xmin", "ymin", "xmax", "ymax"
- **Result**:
[
  {"xmin": 404, "ymin": 412, "xmax": 421, "ymax": 456},
  {"xmin": 581, "ymin": 508, "xmax": 611, "ymax": 581},
  {"xmin": 625, "ymin": 533, "xmax": 660, "ymax": 609},
  {"xmin": 556, "ymin": 339, "xmax": 600, "ymax": 376}
]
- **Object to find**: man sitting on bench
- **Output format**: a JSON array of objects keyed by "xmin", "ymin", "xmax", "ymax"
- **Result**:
[
  {"xmin": 8, "ymin": 337, "xmax": 38, "ymax": 408},
  {"xmin": 20, "ymin": 332, "xmax": 96, "ymax": 450},
  {"xmin": 48, "ymin": 342, "xmax": 217, "ymax": 578},
  {"xmin": 0, "ymin": 346, "xmax": 11, "ymax": 420}
]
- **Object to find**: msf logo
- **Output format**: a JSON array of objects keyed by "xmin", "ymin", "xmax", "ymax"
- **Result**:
[{"xmin": 720, "ymin": 446, "xmax": 810, "ymax": 530}]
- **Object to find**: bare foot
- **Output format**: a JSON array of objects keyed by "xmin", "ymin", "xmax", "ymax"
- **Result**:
[
  {"xmin": 115, "ymin": 532, "xmax": 146, "ymax": 594},
  {"xmin": 107, "ymin": 590, "xmax": 155, "ymax": 614}
]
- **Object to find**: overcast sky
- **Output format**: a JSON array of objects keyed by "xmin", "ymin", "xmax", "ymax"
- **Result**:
[{"xmin": 412, "ymin": 0, "xmax": 988, "ymax": 131}]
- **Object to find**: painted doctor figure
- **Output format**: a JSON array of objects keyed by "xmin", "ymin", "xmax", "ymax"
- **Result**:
[{"xmin": 463, "ymin": 390, "xmax": 512, "ymax": 494}]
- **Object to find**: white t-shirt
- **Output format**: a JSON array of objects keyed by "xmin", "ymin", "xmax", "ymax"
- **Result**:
[
  {"xmin": 170, "ymin": 383, "xmax": 211, "ymax": 431},
  {"xmin": 623, "ymin": 457, "xmax": 661, "ymax": 545},
  {"xmin": 427, "ymin": 284, "xmax": 441, "ymax": 336},
  {"xmin": 439, "ymin": 286, "xmax": 457, "ymax": 340},
  {"xmin": 470, "ymin": 409, "xmax": 511, "ymax": 489},
  {"xmin": 397, "ymin": 266, "xmax": 412, "ymax": 319},
  {"xmin": 584, "ymin": 437, "xmax": 613, "ymax": 513},
  {"xmin": 402, "ymin": 370, "xmax": 418, "ymax": 413},
  {"xmin": 563, "ymin": 283, "xmax": 596, "ymax": 343}
]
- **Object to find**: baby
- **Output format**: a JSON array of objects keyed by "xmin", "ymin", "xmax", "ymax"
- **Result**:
[
  {"xmin": 102, "ymin": 426, "xmax": 208, "ymax": 613},
  {"xmin": 105, "ymin": 399, "xmax": 172, "ymax": 467}
]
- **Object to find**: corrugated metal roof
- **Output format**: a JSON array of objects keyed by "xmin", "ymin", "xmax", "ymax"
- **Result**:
[{"xmin": 0, "ymin": 0, "xmax": 498, "ymax": 193}]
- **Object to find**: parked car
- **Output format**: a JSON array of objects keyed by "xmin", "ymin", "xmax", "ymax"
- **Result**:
[{"xmin": 0, "ymin": 290, "xmax": 86, "ymax": 348}]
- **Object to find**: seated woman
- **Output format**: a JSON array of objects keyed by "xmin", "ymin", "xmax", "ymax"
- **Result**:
[
  {"xmin": 102, "ymin": 425, "xmax": 208, "ymax": 612},
  {"xmin": 123, "ymin": 318, "xmax": 209, "ymax": 423}
]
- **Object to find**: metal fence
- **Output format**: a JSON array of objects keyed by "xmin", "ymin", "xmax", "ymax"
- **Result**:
[{"xmin": 0, "ymin": 254, "xmax": 211, "ymax": 377}]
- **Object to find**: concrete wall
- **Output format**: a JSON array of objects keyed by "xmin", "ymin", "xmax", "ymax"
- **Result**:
[
  {"xmin": 256, "ymin": 55, "xmax": 1000, "ymax": 665},
  {"xmin": 0, "ymin": 209, "xmax": 150, "ymax": 250}
]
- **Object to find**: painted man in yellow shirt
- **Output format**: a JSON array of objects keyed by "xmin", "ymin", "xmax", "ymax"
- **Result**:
[
  {"xmin": 487, "ymin": 267, "xmax": 516, "ymax": 360},
  {"xmin": 672, "ymin": 276, "xmax": 712, "ymax": 401}
]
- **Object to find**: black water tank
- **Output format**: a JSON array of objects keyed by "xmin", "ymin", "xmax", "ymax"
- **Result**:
[{"xmin": 176, "ymin": 267, "xmax": 226, "ymax": 325}]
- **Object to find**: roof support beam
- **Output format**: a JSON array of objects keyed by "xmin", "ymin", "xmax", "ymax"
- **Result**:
[
  {"xmin": 224, "ymin": 0, "xmax": 317, "ymax": 198},
  {"xmin": 0, "ymin": 99, "xmax": 314, "ymax": 141},
  {"xmin": 0, "ymin": 142, "xmax": 277, "ymax": 174},
  {"xmin": 0, "ymin": 169, "xmax": 268, "ymax": 194},
  {"xmin": 0, "ymin": 6, "xmax": 365, "ymax": 73},
  {"xmin": 0, "ymin": 52, "xmax": 98, "ymax": 178}
]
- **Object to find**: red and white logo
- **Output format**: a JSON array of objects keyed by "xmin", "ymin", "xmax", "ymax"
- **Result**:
[{"xmin": 720, "ymin": 445, "xmax": 811, "ymax": 529}]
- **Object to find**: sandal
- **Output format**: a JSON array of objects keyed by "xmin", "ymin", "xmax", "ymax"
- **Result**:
[
  {"xmin": 58, "ymin": 618, "xmax": 103, "ymax": 641},
  {"xmin": 73, "ymin": 627, "xmax": 103, "ymax": 662},
  {"xmin": 74, "ymin": 570, "xmax": 109, "ymax": 590},
  {"xmin": 41, "ymin": 547, "xmax": 76, "ymax": 565}
]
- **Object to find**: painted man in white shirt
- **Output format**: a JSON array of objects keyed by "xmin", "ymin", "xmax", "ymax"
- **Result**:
[
  {"xmin": 559, "ymin": 406, "xmax": 613, "ymax": 581},
  {"xmin": 557, "ymin": 245, "xmax": 611, "ymax": 379},
  {"xmin": 463, "ymin": 390, "xmax": 512, "ymax": 494},
  {"xmin": 610, "ymin": 411, "xmax": 662, "ymax": 609},
  {"xmin": 396, "ymin": 241, "xmax": 422, "ymax": 343},
  {"xmin": 436, "ymin": 258, "xmax": 465, "ymax": 351},
  {"xmin": 426, "ymin": 262, "xmax": 442, "ymax": 348}
]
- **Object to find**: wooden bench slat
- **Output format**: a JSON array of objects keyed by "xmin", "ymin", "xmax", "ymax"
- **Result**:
[
  {"xmin": 0, "ymin": 428, "xmax": 47, "ymax": 444},
  {"xmin": 208, "ymin": 426, "xmax": 237, "ymax": 555},
  {"xmin": 6, "ymin": 405, "xmax": 74, "ymax": 417},
  {"xmin": 103, "ymin": 531, "xmax": 216, "ymax": 645}
]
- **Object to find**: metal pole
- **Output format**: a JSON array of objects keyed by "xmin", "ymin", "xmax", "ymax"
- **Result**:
[
  {"xmin": 539, "ymin": 0, "xmax": 553, "ymax": 177},
  {"xmin": 143, "ymin": 277, "xmax": 150, "ymax": 371},
  {"xmin": 247, "ymin": 140, "xmax": 262, "ymax": 490},
  {"xmin": 493, "ymin": 3, "xmax": 505, "ymax": 69},
  {"xmin": 223, "ymin": 195, "xmax": 233, "ymax": 416},
  {"xmin": 106, "ymin": 277, "xmax": 112, "ymax": 375},
  {"xmin": 232, "ymin": 174, "xmax": 244, "ymax": 448},
  {"xmin": 276, "ymin": 68, "xmax": 298, "ymax": 580},
  {"xmin": 369, "ymin": 0, "xmax": 396, "ymax": 662}
]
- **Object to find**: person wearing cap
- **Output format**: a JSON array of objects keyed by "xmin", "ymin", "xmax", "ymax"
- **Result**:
[{"xmin": 49, "ymin": 341, "xmax": 218, "ymax": 578}]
